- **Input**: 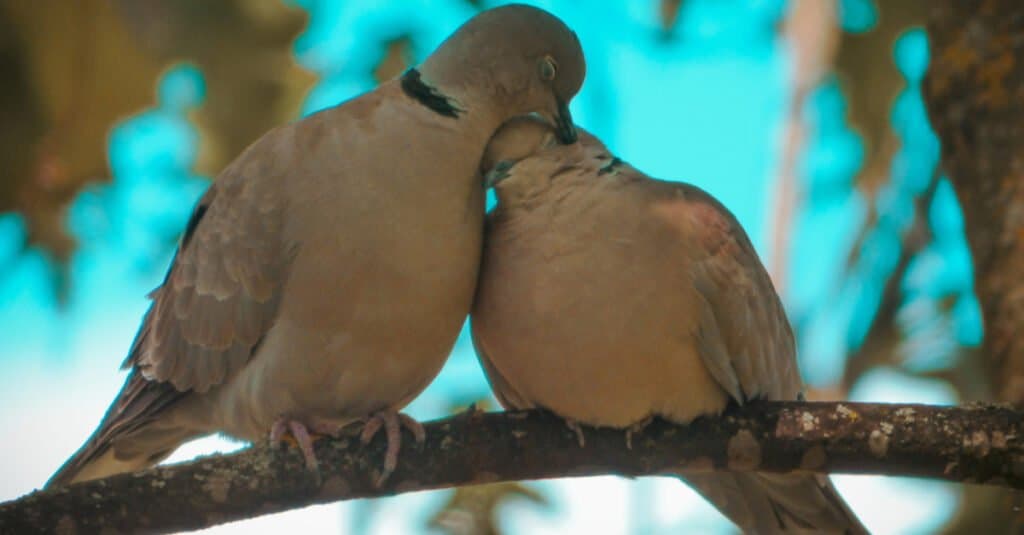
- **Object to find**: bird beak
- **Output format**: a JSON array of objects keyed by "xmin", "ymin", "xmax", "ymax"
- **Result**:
[
  {"xmin": 483, "ymin": 160, "xmax": 514, "ymax": 189},
  {"xmin": 553, "ymin": 96, "xmax": 577, "ymax": 144}
]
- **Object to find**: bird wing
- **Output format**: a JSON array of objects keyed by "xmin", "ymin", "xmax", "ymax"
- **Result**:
[
  {"xmin": 48, "ymin": 152, "xmax": 292, "ymax": 486},
  {"xmin": 668, "ymin": 183, "xmax": 802, "ymax": 403},
  {"xmin": 660, "ymin": 184, "xmax": 866, "ymax": 532},
  {"xmin": 124, "ymin": 159, "xmax": 291, "ymax": 393}
]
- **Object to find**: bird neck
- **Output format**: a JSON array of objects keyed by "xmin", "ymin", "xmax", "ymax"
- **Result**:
[
  {"xmin": 495, "ymin": 148, "xmax": 626, "ymax": 210},
  {"xmin": 494, "ymin": 165, "xmax": 565, "ymax": 208},
  {"xmin": 413, "ymin": 62, "xmax": 509, "ymax": 133}
]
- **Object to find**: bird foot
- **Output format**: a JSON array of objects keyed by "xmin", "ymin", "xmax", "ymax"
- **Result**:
[
  {"xmin": 360, "ymin": 409, "xmax": 426, "ymax": 487},
  {"xmin": 269, "ymin": 417, "xmax": 324, "ymax": 478},
  {"xmin": 625, "ymin": 416, "xmax": 653, "ymax": 450},
  {"xmin": 306, "ymin": 416, "xmax": 347, "ymax": 437},
  {"xmin": 565, "ymin": 419, "xmax": 586, "ymax": 447}
]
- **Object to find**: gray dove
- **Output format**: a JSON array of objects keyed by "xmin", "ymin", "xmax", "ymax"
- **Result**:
[
  {"xmin": 47, "ymin": 5, "xmax": 586, "ymax": 488},
  {"xmin": 471, "ymin": 117, "xmax": 866, "ymax": 534}
]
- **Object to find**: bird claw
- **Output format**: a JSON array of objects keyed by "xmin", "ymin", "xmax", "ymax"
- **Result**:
[
  {"xmin": 565, "ymin": 419, "xmax": 586, "ymax": 447},
  {"xmin": 360, "ymin": 409, "xmax": 425, "ymax": 487},
  {"xmin": 625, "ymin": 416, "xmax": 653, "ymax": 450},
  {"xmin": 269, "ymin": 419, "xmax": 289, "ymax": 448},
  {"xmin": 269, "ymin": 417, "xmax": 322, "ymax": 482}
]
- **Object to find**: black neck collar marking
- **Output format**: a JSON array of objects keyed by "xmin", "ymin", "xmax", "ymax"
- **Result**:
[{"xmin": 401, "ymin": 68, "xmax": 462, "ymax": 118}]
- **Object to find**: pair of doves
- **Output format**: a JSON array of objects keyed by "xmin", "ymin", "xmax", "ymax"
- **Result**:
[{"xmin": 48, "ymin": 4, "xmax": 864, "ymax": 533}]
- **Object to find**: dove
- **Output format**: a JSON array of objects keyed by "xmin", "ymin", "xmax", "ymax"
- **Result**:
[
  {"xmin": 47, "ymin": 5, "xmax": 585, "ymax": 489},
  {"xmin": 471, "ymin": 117, "xmax": 866, "ymax": 533}
]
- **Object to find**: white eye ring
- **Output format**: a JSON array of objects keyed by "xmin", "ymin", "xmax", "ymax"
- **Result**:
[{"xmin": 539, "ymin": 55, "xmax": 558, "ymax": 81}]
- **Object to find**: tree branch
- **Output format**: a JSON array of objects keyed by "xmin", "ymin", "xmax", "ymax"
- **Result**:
[{"xmin": 2, "ymin": 402, "xmax": 1022, "ymax": 533}]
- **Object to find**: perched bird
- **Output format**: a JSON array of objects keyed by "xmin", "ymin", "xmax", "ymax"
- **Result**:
[
  {"xmin": 471, "ymin": 117, "xmax": 866, "ymax": 533},
  {"xmin": 47, "ymin": 5, "xmax": 585, "ymax": 488}
]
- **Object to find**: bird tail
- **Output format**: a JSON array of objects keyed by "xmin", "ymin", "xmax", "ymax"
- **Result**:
[
  {"xmin": 45, "ymin": 370, "xmax": 203, "ymax": 489},
  {"xmin": 679, "ymin": 472, "xmax": 867, "ymax": 534},
  {"xmin": 46, "ymin": 423, "xmax": 199, "ymax": 489},
  {"xmin": 47, "ymin": 448, "xmax": 158, "ymax": 489}
]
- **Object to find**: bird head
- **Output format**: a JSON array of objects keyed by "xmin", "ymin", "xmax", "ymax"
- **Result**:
[{"xmin": 419, "ymin": 4, "xmax": 586, "ymax": 144}]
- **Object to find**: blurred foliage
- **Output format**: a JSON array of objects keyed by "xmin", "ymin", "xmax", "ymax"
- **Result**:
[
  {"xmin": 113, "ymin": 0, "xmax": 315, "ymax": 176},
  {"xmin": 825, "ymin": 2, "xmax": 1008, "ymax": 532},
  {"xmin": 0, "ymin": 0, "xmax": 313, "ymax": 268},
  {"xmin": 0, "ymin": 0, "xmax": 165, "ymax": 264},
  {"xmin": 784, "ymin": 0, "xmax": 957, "ymax": 394},
  {"xmin": 829, "ymin": 2, "xmax": 931, "ymax": 368},
  {"xmin": 372, "ymin": 34, "xmax": 416, "ymax": 84},
  {"xmin": 658, "ymin": 0, "xmax": 684, "ymax": 39},
  {"xmin": 827, "ymin": 0, "xmax": 985, "ymax": 409},
  {"xmin": 835, "ymin": 0, "xmax": 926, "ymax": 195},
  {"xmin": 840, "ymin": 171, "xmax": 939, "ymax": 390},
  {"xmin": 430, "ymin": 483, "xmax": 551, "ymax": 535}
]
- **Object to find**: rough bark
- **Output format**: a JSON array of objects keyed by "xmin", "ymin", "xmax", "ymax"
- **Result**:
[
  {"xmin": 923, "ymin": 0, "xmax": 1024, "ymax": 405},
  {"xmin": 1, "ymin": 402, "xmax": 1022, "ymax": 534}
]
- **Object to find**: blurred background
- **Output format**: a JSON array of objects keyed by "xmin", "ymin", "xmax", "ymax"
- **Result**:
[{"xmin": 0, "ymin": 0, "xmax": 995, "ymax": 533}]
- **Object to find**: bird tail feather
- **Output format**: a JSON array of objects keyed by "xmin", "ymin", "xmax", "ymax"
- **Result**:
[
  {"xmin": 679, "ymin": 472, "xmax": 867, "ymax": 534},
  {"xmin": 46, "ymin": 422, "xmax": 198, "ymax": 489}
]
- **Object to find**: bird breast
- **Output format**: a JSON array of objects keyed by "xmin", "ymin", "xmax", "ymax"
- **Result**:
[{"xmin": 475, "ymin": 184, "xmax": 729, "ymax": 428}]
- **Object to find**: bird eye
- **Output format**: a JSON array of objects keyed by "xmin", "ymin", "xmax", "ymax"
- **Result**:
[{"xmin": 539, "ymin": 55, "xmax": 558, "ymax": 81}]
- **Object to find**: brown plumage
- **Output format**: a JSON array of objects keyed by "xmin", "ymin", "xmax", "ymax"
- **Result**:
[
  {"xmin": 472, "ymin": 117, "xmax": 866, "ymax": 534},
  {"xmin": 47, "ymin": 4, "xmax": 586, "ymax": 488}
]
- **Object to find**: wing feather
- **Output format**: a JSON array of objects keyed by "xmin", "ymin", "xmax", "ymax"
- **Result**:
[
  {"xmin": 668, "ymin": 183, "xmax": 801, "ymax": 403},
  {"xmin": 47, "ymin": 151, "xmax": 292, "ymax": 487}
]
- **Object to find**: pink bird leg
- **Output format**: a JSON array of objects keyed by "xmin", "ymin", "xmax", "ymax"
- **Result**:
[{"xmin": 360, "ymin": 409, "xmax": 426, "ymax": 487}]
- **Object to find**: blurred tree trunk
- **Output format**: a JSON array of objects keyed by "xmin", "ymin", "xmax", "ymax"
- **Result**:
[
  {"xmin": 924, "ymin": 1, "xmax": 1024, "ymax": 531},
  {"xmin": 925, "ymin": 1, "xmax": 1024, "ymax": 406}
]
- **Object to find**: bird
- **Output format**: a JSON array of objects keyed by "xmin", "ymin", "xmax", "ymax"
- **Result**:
[
  {"xmin": 470, "ymin": 117, "xmax": 867, "ymax": 533},
  {"xmin": 47, "ymin": 4, "xmax": 586, "ymax": 489}
]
